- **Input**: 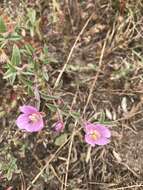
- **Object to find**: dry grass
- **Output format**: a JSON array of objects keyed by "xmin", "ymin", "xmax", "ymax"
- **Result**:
[{"xmin": 1, "ymin": 0, "xmax": 143, "ymax": 189}]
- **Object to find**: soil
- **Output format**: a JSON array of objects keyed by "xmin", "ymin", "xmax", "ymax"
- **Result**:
[{"xmin": 1, "ymin": 0, "xmax": 143, "ymax": 190}]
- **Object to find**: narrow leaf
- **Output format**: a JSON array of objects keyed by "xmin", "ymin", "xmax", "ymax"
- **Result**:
[
  {"xmin": 0, "ymin": 16, "xmax": 7, "ymax": 33},
  {"xmin": 28, "ymin": 9, "xmax": 36, "ymax": 25},
  {"xmin": 11, "ymin": 44, "xmax": 21, "ymax": 65}
]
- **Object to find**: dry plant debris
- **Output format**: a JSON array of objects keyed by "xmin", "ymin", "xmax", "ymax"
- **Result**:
[{"xmin": 0, "ymin": 0, "xmax": 143, "ymax": 190}]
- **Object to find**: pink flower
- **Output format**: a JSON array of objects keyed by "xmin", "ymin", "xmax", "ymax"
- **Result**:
[
  {"xmin": 84, "ymin": 122, "xmax": 111, "ymax": 146},
  {"xmin": 16, "ymin": 105, "xmax": 44, "ymax": 132},
  {"xmin": 53, "ymin": 121, "xmax": 64, "ymax": 132}
]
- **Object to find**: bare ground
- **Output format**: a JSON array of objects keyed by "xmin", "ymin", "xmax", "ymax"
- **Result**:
[{"xmin": 1, "ymin": 0, "xmax": 143, "ymax": 190}]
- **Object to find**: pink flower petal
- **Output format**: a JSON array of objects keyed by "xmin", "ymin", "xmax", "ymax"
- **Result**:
[
  {"xmin": 85, "ymin": 134, "xmax": 96, "ymax": 147},
  {"xmin": 84, "ymin": 122, "xmax": 97, "ymax": 134},
  {"xmin": 53, "ymin": 121, "xmax": 64, "ymax": 132},
  {"xmin": 95, "ymin": 124, "xmax": 111, "ymax": 138},
  {"xmin": 20, "ymin": 105, "xmax": 38, "ymax": 114},
  {"xmin": 94, "ymin": 137, "xmax": 110, "ymax": 145},
  {"xmin": 84, "ymin": 122, "xmax": 111, "ymax": 146},
  {"xmin": 16, "ymin": 114, "xmax": 30, "ymax": 130},
  {"xmin": 24, "ymin": 119, "xmax": 44, "ymax": 132},
  {"xmin": 84, "ymin": 122, "xmax": 111, "ymax": 138},
  {"xmin": 16, "ymin": 113, "xmax": 44, "ymax": 132}
]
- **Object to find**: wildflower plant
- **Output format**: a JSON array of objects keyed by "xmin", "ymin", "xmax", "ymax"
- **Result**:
[
  {"xmin": 16, "ymin": 105, "xmax": 111, "ymax": 146},
  {"xmin": 53, "ymin": 120, "xmax": 64, "ymax": 132},
  {"xmin": 16, "ymin": 105, "xmax": 44, "ymax": 132},
  {"xmin": 84, "ymin": 122, "xmax": 111, "ymax": 146}
]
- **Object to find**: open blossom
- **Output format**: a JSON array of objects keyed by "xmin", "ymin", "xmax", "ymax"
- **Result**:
[
  {"xmin": 53, "ymin": 120, "xmax": 64, "ymax": 132},
  {"xmin": 16, "ymin": 105, "xmax": 44, "ymax": 132},
  {"xmin": 84, "ymin": 122, "xmax": 111, "ymax": 146}
]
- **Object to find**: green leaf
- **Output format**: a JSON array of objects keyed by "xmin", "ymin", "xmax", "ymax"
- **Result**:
[
  {"xmin": 28, "ymin": 8, "xmax": 36, "ymax": 25},
  {"xmin": 6, "ymin": 158, "xmax": 18, "ymax": 180},
  {"xmin": 30, "ymin": 26, "xmax": 34, "ymax": 37},
  {"xmin": 25, "ymin": 44, "xmax": 35, "ymax": 55},
  {"xmin": 11, "ymin": 44, "xmax": 21, "ymax": 65},
  {"xmin": 0, "ymin": 34, "xmax": 5, "ymax": 41},
  {"xmin": 7, "ymin": 34, "xmax": 22, "ymax": 41},
  {"xmin": 6, "ymin": 62, "xmax": 17, "ymax": 72},
  {"xmin": 0, "ymin": 16, "xmax": 7, "ymax": 33},
  {"xmin": 0, "ymin": 157, "xmax": 19, "ymax": 181},
  {"xmin": 20, "ymin": 76, "xmax": 33, "ymax": 87},
  {"xmin": 35, "ymin": 19, "xmax": 42, "ymax": 40},
  {"xmin": 55, "ymin": 133, "xmax": 68, "ymax": 146},
  {"xmin": 70, "ymin": 111, "xmax": 80, "ymax": 119},
  {"xmin": 41, "ymin": 93, "xmax": 59, "ymax": 100},
  {"xmin": 9, "ymin": 73, "xmax": 17, "ymax": 85},
  {"xmin": 4, "ymin": 70, "xmax": 16, "ymax": 79},
  {"xmin": 22, "ymin": 71, "xmax": 34, "ymax": 76},
  {"xmin": 43, "ymin": 45, "xmax": 48, "ymax": 54},
  {"xmin": 46, "ymin": 103, "xmax": 57, "ymax": 112},
  {"xmin": 42, "ymin": 67, "xmax": 49, "ymax": 82},
  {"xmin": 3, "ymin": 62, "xmax": 17, "ymax": 83},
  {"xmin": 99, "ymin": 111, "xmax": 106, "ymax": 123}
]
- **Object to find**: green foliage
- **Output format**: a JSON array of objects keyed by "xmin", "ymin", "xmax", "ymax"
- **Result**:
[
  {"xmin": 0, "ymin": 156, "xmax": 20, "ymax": 180},
  {"xmin": 24, "ymin": 44, "xmax": 35, "ymax": 56},
  {"xmin": 27, "ymin": 8, "xmax": 36, "ymax": 26},
  {"xmin": 4, "ymin": 44, "xmax": 21, "ymax": 84},
  {"xmin": 0, "ymin": 16, "xmax": 7, "ymax": 33},
  {"xmin": 11, "ymin": 44, "xmax": 21, "ymax": 66},
  {"xmin": 25, "ymin": 8, "xmax": 41, "ymax": 38},
  {"xmin": 54, "ymin": 133, "xmax": 68, "ymax": 146}
]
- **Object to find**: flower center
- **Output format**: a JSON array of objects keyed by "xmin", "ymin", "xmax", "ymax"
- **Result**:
[
  {"xmin": 29, "ymin": 113, "xmax": 41, "ymax": 123},
  {"xmin": 91, "ymin": 131, "xmax": 100, "ymax": 140}
]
